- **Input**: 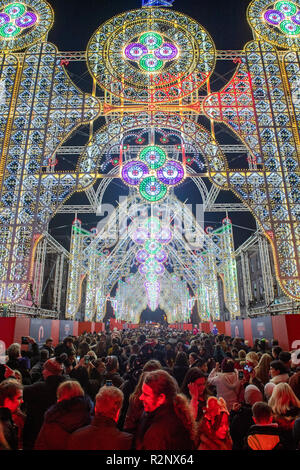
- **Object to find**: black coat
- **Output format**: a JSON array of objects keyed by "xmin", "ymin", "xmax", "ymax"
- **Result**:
[
  {"xmin": 68, "ymin": 414, "xmax": 133, "ymax": 450},
  {"xmin": 229, "ymin": 403, "xmax": 255, "ymax": 450},
  {"xmin": 22, "ymin": 374, "xmax": 66, "ymax": 449},
  {"xmin": 0, "ymin": 408, "xmax": 18, "ymax": 450},
  {"xmin": 135, "ymin": 404, "xmax": 195, "ymax": 450},
  {"xmin": 34, "ymin": 396, "xmax": 92, "ymax": 450}
]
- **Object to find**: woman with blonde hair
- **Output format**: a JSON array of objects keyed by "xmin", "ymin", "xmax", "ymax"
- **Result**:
[
  {"xmin": 245, "ymin": 352, "xmax": 259, "ymax": 368},
  {"xmin": 268, "ymin": 382, "xmax": 300, "ymax": 450},
  {"xmin": 254, "ymin": 353, "xmax": 273, "ymax": 385}
]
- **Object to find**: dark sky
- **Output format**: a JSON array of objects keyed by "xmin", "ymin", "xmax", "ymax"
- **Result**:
[{"xmin": 46, "ymin": 0, "xmax": 257, "ymax": 250}]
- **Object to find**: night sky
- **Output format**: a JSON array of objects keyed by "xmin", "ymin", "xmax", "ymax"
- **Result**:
[{"xmin": 46, "ymin": 0, "xmax": 257, "ymax": 252}]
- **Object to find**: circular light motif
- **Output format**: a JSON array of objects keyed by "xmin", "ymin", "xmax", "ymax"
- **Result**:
[
  {"xmin": 132, "ymin": 228, "xmax": 150, "ymax": 245},
  {"xmin": 274, "ymin": 1, "xmax": 297, "ymax": 16},
  {"xmin": 122, "ymin": 161, "xmax": 149, "ymax": 186},
  {"xmin": 0, "ymin": 22, "xmax": 20, "ymax": 37},
  {"xmin": 157, "ymin": 161, "xmax": 185, "ymax": 185},
  {"xmin": 139, "ymin": 32, "xmax": 163, "ymax": 50},
  {"xmin": 145, "ymin": 239, "xmax": 162, "ymax": 255},
  {"xmin": 0, "ymin": 13, "xmax": 10, "ymax": 26},
  {"xmin": 4, "ymin": 2, "xmax": 25, "ymax": 18},
  {"xmin": 139, "ymin": 146, "xmax": 166, "ymax": 170},
  {"xmin": 280, "ymin": 19, "xmax": 300, "ymax": 34},
  {"xmin": 139, "ymin": 176, "xmax": 167, "ymax": 202},
  {"xmin": 124, "ymin": 42, "xmax": 148, "ymax": 61},
  {"xmin": 264, "ymin": 9, "xmax": 285, "ymax": 25},
  {"xmin": 155, "ymin": 249, "xmax": 168, "ymax": 263},
  {"xmin": 145, "ymin": 272, "xmax": 158, "ymax": 282},
  {"xmin": 139, "ymin": 54, "xmax": 163, "ymax": 72},
  {"xmin": 139, "ymin": 263, "xmax": 149, "ymax": 275},
  {"xmin": 155, "ymin": 43, "xmax": 178, "ymax": 60},
  {"xmin": 155, "ymin": 228, "xmax": 173, "ymax": 244},
  {"xmin": 136, "ymin": 249, "xmax": 150, "ymax": 263},
  {"xmin": 154, "ymin": 263, "xmax": 165, "ymax": 276},
  {"xmin": 292, "ymin": 12, "xmax": 300, "ymax": 24},
  {"xmin": 15, "ymin": 11, "xmax": 37, "ymax": 28}
]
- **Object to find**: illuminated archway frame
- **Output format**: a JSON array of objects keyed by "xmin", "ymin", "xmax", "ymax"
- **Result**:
[
  {"xmin": 247, "ymin": 0, "xmax": 300, "ymax": 50},
  {"xmin": 78, "ymin": 108, "xmax": 299, "ymax": 301},
  {"xmin": 86, "ymin": 7, "xmax": 216, "ymax": 103},
  {"xmin": 0, "ymin": 0, "xmax": 54, "ymax": 51}
]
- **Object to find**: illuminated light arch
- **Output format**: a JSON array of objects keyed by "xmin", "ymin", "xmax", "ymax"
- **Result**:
[{"xmin": 86, "ymin": 7, "xmax": 216, "ymax": 103}]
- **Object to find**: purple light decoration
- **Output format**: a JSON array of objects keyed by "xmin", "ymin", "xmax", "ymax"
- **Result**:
[
  {"xmin": 132, "ymin": 227, "xmax": 150, "ymax": 245},
  {"xmin": 154, "ymin": 263, "xmax": 165, "ymax": 275},
  {"xmin": 264, "ymin": 9, "xmax": 285, "ymax": 25},
  {"xmin": 122, "ymin": 161, "xmax": 149, "ymax": 186},
  {"xmin": 155, "ymin": 249, "xmax": 168, "ymax": 263},
  {"xmin": 157, "ymin": 161, "xmax": 184, "ymax": 185},
  {"xmin": 292, "ymin": 12, "xmax": 300, "ymax": 25},
  {"xmin": 0, "ymin": 13, "xmax": 10, "ymax": 26},
  {"xmin": 155, "ymin": 227, "xmax": 172, "ymax": 244},
  {"xmin": 136, "ymin": 249, "xmax": 150, "ymax": 263},
  {"xmin": 15, "ymin": 11, "xmax": 37, "ymax": 28},
  {"xmin": 124, "ymin": 43, "xmax": 148, "ymax": 60},
  {"xmin": 155, "ymin": 43, "xmax": 178, "ymax": 60},
  {"xmin": 139, "ymin": 263, "xmax": 148, "ymax": 275}
]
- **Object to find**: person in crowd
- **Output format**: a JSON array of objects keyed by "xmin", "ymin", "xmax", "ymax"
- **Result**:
[
  {"xmin": 123, "ymin": 360, "xmax": 162, "ymax": 434},
  {"xmin": 264, "ymin": 360, "xmax": 290, "ymax": 399},
  {"xmin": 268, "ymin": 382, "xmax": 300, "ymax": 450},
  {"xmin": 0, "ymin": 379, "xmax": 23, "ymax": 450},
  {"xmin": 136, "ymin": 369, "xmax": 196, "ymax": 450},
  {"xmin": 67, "ymin": 386, "xmax": 133, "ymax": 450},
  {"xmin": 6, "ymin": 340, "xmax": 39, "ymax": 385},
  {"xmin": 254, "ymin": 352, "xmax": 273, "ymax": 386},
  {"xmin": 29, "ymin": 349, "xmax": 49, "ymax": 383},
  {"xmin": 54, "ymin": 336, "xmax": 75, "ymax": 358},
  {"xmin": 180, "ymin": 368, "xmax": 211, "ymax": 422},
  {"xmin": 102, "ymin": 355, "xmax": 124, "ymax": 388},
  {"xmin": 34, "ymin": 380, "xmax": 92, "ymax": 450},
  {"xmin": 213, "ymin": 344, "xmax": 226, "ymax": 364},
  {"xmin": 246, "ymin": 402, "xmax": 283, "ymax": 450},
  {"xmin": 229, "ymin": 384, "xmax": 263, "ymax": 450},
  {"xmin": 41, "ymin": 338, "xmax": 54, "ymax": 358},
  {"xmin": 197, "ymin": 396, "xmax": 232, "ymax": 450},
  {"xmin": 272, "ymin": 346, "xmax": 283, "ymax": 361},
  {"xmin": 22, "ymin": 357, "xmax": 67, "ymax": 450},
  {"xmin": 278, "ymin": 351, "xmax": 293, "ymax": 376},
  {"xmin": 207, "ymin": 358, "xmax": 241, "ymax": 411},
  {"xmin": 245, "ymin": 351, "xmax": 259, "ymax": 368},
  {"xmin": 172, "ymin": 351, "xmax": 189, "ymax": 388},
  {"xmin": 118, "ymin": 354, "xmax": 143, "ymax": 430}
]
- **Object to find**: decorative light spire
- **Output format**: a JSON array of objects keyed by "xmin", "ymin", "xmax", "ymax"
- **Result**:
[{"xmin": 142, "ymin": 0, "xmax": 174, "ymax": 7}]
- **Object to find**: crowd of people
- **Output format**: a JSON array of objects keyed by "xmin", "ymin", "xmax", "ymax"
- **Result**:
[{"xmin": 1, "ymin": 324, "xmax": 300, "ymax": 451}]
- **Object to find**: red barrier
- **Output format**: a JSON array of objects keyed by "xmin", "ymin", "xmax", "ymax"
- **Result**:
[
  {"xmin": 0, "ymin": 318, "xmax": 16, "ymax": 349},
  {"xmin": 225, "ymin": 321, "xmax": 231, "ymax": 337},
  {"xmin": 13, "ymin": 317, "xmax": 30, "ymax": 344},
  {"xmin": 51, "ymin": 320, "xmax": 60, "ymax": 346},
  {"xmin": 243, "ymin": 319, "xmax": 253, "ymax": 347},
  {"xmin": 285, "ymin": 316, "xmax": 300, "ymax": 350},
  {"xmin": 94, "ymin": 322, "xmax": 105, "ymax": 333},
  {"xmin": 183, "ymin": 323, "xmax": 193, "ymax": 331},
  {"xmin": 78, "ymin": 322, "xmax": 93, "ymax": 335},
  {"xmin": 200, "ymin": 323, "xmax": 211, "ymax": 334}
]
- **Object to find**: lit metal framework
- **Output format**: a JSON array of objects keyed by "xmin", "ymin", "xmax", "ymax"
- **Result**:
[{"xmin": 0, "ymin": 0, "xmax": 299, "ymax": 321}]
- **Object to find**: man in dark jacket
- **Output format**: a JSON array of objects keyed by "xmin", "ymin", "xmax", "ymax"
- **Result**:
[
  {"xmin": 136, "ymin": 369, "xmax": 195, "ymax": 450},
  {"xmin": 246, "ymin": 402, "xmax": 283, "ymax": 450},
  {"xmin": 0, "ymin": 379, "xmax": 23, "ymax": 450},
  {"xmin": 68, "ymin": 386, "xmax": 133, "ymax": 450}
]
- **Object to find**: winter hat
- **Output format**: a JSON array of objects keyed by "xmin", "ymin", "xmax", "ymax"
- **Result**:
[
  {"xmin": 244, "ymin": 384, "xmax": 263, "ymax": 405},
  {"xmin": 43, "ymin": 358, "xmax": 64, "ymax": 379}
]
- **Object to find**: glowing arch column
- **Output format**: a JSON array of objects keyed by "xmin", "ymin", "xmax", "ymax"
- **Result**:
[{"xmin": 65, "ymin": 219, "xmax": 84, "ymax": 319}]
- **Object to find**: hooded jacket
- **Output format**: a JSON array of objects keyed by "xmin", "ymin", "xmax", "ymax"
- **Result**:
[
  {"xmin": 247, "ymin": 424, "xmax": 282, "ymax": 450},
  {"xmin": 207, "ymin": 370, "xmax": 240, "ymax": 411},
  {"xmin": 34, "ymin": 396, "xmax": 91, "ymax": 450}
]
